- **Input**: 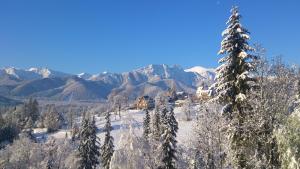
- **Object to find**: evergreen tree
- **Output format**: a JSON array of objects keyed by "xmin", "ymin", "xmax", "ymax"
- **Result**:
[
  {"xmin": 28, "ymin": 98, "xmax": 39, "ymax": 123},
  {"xmin": 10, "ymin": 99, "xmax": 39, "ymax": 130},
  {"xmin": 143, "ymin": 109, "xmax": 151, "ymax": 141},
  {"xmin": 77, "ymin": 116, "xmax": 100, "ymax": 169},
  {"xmin": 42, "ymin": 105, "xmax": 63, "ymax": 132},
  {"xmin": 213, "ymin": 6, "xmax": 256, "ymax": 168},
  {"xmin": 101, "ymin": 112, "xmax": 114, "ymax": 169},
  {"xmin": 159, "ymin": 107, "xmax": 178, "ymax": 169},
  {"xmin": 152, "ymin": 106, "xmax": 161, "ymax": 141}
]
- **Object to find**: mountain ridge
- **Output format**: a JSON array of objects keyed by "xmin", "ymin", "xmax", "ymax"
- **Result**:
[{"xmin": 0, "ymin": 64, "xmax": 215, "ymax": 102}]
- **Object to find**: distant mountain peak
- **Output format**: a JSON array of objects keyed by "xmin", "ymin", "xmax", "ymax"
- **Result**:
[
  {"xmin": 185, "ymin": 66, "xmax": 215, "ymax": 73},
  {"xmin": 28, "ymin": 67, "xmax": 52, "ymax": 78},
  {"xmin": 4, "ymin": 67, "xmax": 20, "ymax": 78},
  {"xmin": 1, "ymin": 67, "xmax": 70, "ymax": 80},
  {"xmin": 77, "ymin": 72, "xmax": 92, "ymax": 79},
  {"xmin": 185, "ymin": 66, "xmax": 215, "ymax": 80}
]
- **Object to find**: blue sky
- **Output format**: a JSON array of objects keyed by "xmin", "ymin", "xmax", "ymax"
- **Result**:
[{"xmin": 0, "ymin": 0, "xmax": 299, "ymax": 74}]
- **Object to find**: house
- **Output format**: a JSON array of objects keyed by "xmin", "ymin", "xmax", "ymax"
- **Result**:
[{"xmin": 136, "ymin": 96, "xmax": 155, "ymax": 110}]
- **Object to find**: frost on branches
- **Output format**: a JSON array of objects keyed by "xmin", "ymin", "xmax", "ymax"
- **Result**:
[
  {"xmin": 194, "ymin": 103, "xmax": 227, "ymax": 169},
  {"xmin": 110, "ymin": 124, "xmax": 148, "ymax": 169},
  {"xmin": 276, "ymin": 108, "xmax": 300, "ymax": 169}
]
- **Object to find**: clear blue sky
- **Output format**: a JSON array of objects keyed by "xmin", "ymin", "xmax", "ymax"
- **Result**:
[{"xmin": 0, "ymin": 0, "xmax": 299, "ymax": 74}]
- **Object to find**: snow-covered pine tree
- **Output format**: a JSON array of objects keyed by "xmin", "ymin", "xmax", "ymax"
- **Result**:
[
  {"xmin": 159, "ymin": 106, "xmax": 178, "ymax": 169},
  {"xmin": 160, "ymin": 106, "xmax": 168, "ymax": 134},
  {"xmin": 101, "ymin": 112, "xmax": 114, "ymax": 169},
  {"xmin": 143, "ymin": 109, "xmax": 151, "ymax": 141},
  {"xmin": 77, "ymin": 116, "xmax": 100, "ymax": 169},
  {"xmin": 28, "ymin": 98, "xmax": 39, "ymax": 123},
  {"xmin": 152, "ymin": 106, "xmax": 161, "ymax": 141},
  {"xmin": 89, "ymin": 117, "xmax": 101, "ymax": 167},
  {"xmin": 213, "ymin": 6, "xmax": 256, "ymax": 168}
]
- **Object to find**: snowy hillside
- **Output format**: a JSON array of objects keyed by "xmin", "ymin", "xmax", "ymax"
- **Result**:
[{"xmin": 47, "ymin": 107, "xmax": 196, "ymax": 150}]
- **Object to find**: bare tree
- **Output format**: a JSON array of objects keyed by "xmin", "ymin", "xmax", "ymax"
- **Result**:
[
  {"xmin": 109, "ymin": 95, "xmax": 128, "ymax": 119},
  {"xmin": 182, "ymin": 96, "xmax": 193, "ymax": 121},
  {"xmin": 194, "ymin": 103, "xmax": 227, "ymax": 169},
  {"xmin": 250, "ymin": 55, "xmax": 297, "ymax": 168}
]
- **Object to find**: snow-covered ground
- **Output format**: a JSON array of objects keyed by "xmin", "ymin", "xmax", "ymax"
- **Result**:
[{"xmin": 35, "ymin": 107, "xmax": 197, "ymax": 149}]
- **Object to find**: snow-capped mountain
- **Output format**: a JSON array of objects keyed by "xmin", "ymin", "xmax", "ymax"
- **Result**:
[
  {"xmin": 185, "ymin": 66, "xmax": 215, "ymax": 81},
  {"xmin": 3, "ymin": 67, "xmax": 40, "ymax": 80},
  {"xmin": 0, "ymin": 67, "xmax": 70, "ymax": 80},
  {"xmin": 0, "ymin": 64, "xmax": 215, "ymax": 102},
  {"xmin": 28, "ymin": 67, "xmax": 69, "ymax": 78},
  {"xmin": 77, "ymin": 72, "xmax": 92, "ymax": 80}
]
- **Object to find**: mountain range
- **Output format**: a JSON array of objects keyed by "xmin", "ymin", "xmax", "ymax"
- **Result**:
[{"xmin": 0, "ymin": 65, "xmax": 215, "ymax": 104}]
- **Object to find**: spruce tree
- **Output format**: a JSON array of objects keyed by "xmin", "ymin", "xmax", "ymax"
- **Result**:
[
  {"xmin": 143, "ymin": 109, "xmax": 151, "ymax": 141},
  {"xmin": 43, "ymin": 105, "xmax": 63, "ymax": 132},
  {"xmin": 101, "ymin": 112, "xmax": 114, "ymax": 169},
  {"xmin": 160, "ymin": 107, "xmax": 178, "ymax": 169},
  {"xmin": 77, "ymin": 116, "xmax": 100, "ymax": 169},
  {"xmin": 28, "ymin": 98, "xmax": 39, "ymax": 123},
  {"xmin": 152, "ymin": 106, "xmax": 161, "ymax": 141},
  {"xmin": 213, "ymin": 6, "xmax": 256, "ymax": 168}
]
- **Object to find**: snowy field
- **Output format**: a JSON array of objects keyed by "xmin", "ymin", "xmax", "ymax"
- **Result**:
[{"xmin": 36, "ymin": 107, "xmax": 197, "ymax": 150}]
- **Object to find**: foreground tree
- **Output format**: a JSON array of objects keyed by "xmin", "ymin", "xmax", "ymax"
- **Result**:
[
  {"xmin": 101, "ymin": 112, "xmax": 114, "ymax": 169},
  {"xmin": 251, "ymin": 56, "xmax": 297, "ymax": 168},
  {"xmin": 213, "ymin": 6, "xmax": 256, "ymax": 168},
  {"xmin": 194, "ymin": 103, "xmax": 227, "ymax": 169},
  {"xmin": 77, "ymin": 116, "xmax": 100, "ymax": 169},
  {"xmin": 0, "ymin": 135, "xmax": 44, "ymax": 168},
  {"xmin": 276, "ymin": 107, "xmax": 300, "ymax": 168}
]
